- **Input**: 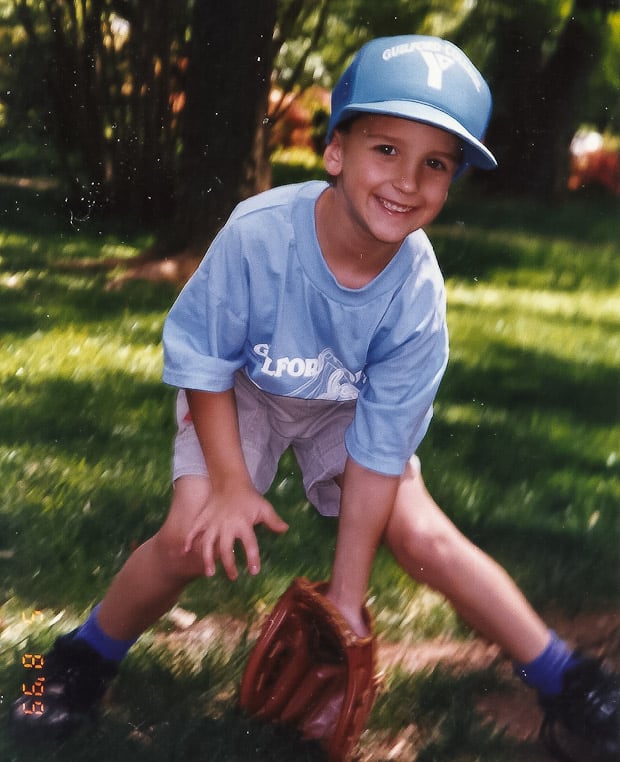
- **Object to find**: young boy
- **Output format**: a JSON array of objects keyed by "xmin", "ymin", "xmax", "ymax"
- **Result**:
[{"xmin": 10, "ymin": 35, "xmax": 619, "ymax": 760}]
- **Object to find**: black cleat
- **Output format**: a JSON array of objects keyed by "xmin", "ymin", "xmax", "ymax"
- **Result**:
[
  {"xmin": 539, "ymin": 655, "xmax": 620, "ymax": 762},
  {"xmin": 9, "ymin": 630, "xmax": 118, "ymax": 741}
]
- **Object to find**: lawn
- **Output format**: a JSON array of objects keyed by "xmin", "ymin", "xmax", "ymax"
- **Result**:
[{"xmin": 0, "ymin": 168, "xmax": 618, "ymax": 761}]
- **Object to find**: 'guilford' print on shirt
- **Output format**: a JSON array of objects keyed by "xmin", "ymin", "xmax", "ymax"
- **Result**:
[{"xmin": 251, "ymin": 343, "xmax": 364, "ymax": 400}]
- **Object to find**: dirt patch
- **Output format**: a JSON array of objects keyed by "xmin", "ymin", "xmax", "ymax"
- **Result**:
[
  {"xmin": 51, "ymin": 246, "xmax": 202, "ymax": 291},
  {"xmin": 159, "ymin": 606, "xmax": 620, "ymax": 758},
  {"xmin": 105, "ymin": 253, "xmax": 201, "ymax": 290}
]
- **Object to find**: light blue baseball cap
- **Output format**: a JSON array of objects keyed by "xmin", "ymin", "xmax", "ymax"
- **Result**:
[{"xmin": 327, "ymin": 35, "xmax": 497, "ymax": 171}]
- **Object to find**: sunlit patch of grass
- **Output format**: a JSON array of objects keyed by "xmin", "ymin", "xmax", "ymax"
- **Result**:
[
  {"xmin": 271, "ymin": 146, "xmax": 325, "ymax": 171},
  {"xmin": 448, "ymin": 290, "xmax": 619, "ymax": 371},
  {"xmin": 449, "ymin": 284, "xmax": 620, "ymax": 330},
  {"xmin": 371, "ymin": 579, "xmax": 460, "ymax": 643},
  {"xmin": 2, "ymin": 325, "xmax": 164, "ymax": 381}
]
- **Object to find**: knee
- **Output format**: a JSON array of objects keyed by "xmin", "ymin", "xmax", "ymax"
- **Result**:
[
  {"xmin": 387, "ymin": 481, "xmax": 468, "ymax": 586},
  {"xmin": 150, "ymin": 520, "xmax": 203, "ymax": 581},
  {"xmin": 145, "ymin": 476, "xmax": 210, "ymax": 580},
  {"xmin": 391, "ymin": 517, "xmax": 459, "ymax": 583},
  {"xmin": 386, "ymin": 467, "xmax": 471, "ymax": 585}
]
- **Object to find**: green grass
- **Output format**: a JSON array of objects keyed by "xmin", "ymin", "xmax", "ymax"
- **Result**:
[
  {"xmin": 0, "ymin": 171, "xmax": 618, "ymax": 760},
  {"xmin": 423, "ymin": 191, "xmax": 620, "ymax": 614}
]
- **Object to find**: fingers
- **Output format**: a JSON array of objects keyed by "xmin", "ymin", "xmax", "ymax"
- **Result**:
[
  {"xmin": 259, "ymin": 501, "xmax": 289, "ymax": 535},
  {"xmin": 187, "ymin": 522, "xmax": 258, "ymax": 581},
  {"xmin": 183, "ymin": 499, "xmax": 288, "ymax": 581},
  {"xmin": 220, "ymin": 528, "xmax": 260, "ymax": 580},
  {"xmin": 264, "ymin": 509, "xmax": 289, "ymax": 535},
  {"xmin": 182, "ymin": 516, "xmax": 218, "ymax": 576},
  {"xmin": 183, "ymin": 522, "xmax": 204, "ymax": 555},
  {"xmin": 218, "ymin": 536, "xmax": 238, "ymax": 580},
  {"xmin": 241, "ymin": 530, "xmax": 261, "ymax": 577},
  {"xmin": 202, "ymin": 532, "xmax": 218, "ymax": 578},
  {"xmin": 235, "ymin": 504, "xmax": 288, "ymax": 578}
]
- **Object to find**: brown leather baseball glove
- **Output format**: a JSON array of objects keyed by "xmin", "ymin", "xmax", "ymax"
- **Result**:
[{"xmin": 239, "ymin": 577, "xmax": 379, "ymax": 762}]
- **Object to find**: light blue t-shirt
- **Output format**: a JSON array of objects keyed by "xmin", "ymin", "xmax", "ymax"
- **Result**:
[{"xmin": 163, "ymin": 181, "xmax": 449, "ymax": 476}]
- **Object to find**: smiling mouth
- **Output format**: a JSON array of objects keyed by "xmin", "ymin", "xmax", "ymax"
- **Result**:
[{"xmin": 377, "ymin": 196, "xmax": 414, "ymax": 214}]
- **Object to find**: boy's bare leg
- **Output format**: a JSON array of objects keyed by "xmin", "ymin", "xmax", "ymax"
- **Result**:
[
  {"xmin": 97, "ymin": 475, "xmax": 210, "ymax": 642},
  {"xmin": 384, "ymin": 463, "xmax": 550, "ymax": 663}
]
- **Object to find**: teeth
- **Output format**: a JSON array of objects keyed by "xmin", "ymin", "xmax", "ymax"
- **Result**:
[{"xmin": 380, "ymin": 197, "xmax": 412, "ymax": 213}]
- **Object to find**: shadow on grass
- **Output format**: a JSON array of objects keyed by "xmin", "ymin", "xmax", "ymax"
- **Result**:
[
  {"xmin": 0, "ymin": 179, "xmax": 152, "ymax": 244},
  {"xmin": 368, "ymin": 664, "xmax": 542, "ymax": 761},
  {"xmin": 0, "ymin": 374, "xmax": 170, "ymax": 453},
  {"xmin": 429, "ymin": 190, "xmax": 620, "ymax": 289},
  {"xmin": 1, "ymin": 708, "xmax": 329, "ymax": 762},
  {"xmin": 0, "ymin": 182, "xmax": 67, "ymax": 236},
  {"xmin": 0, "ymin": 179, "xmax": 171, "ymax": 339},
  {"xmin": 437, "ymin": 189, "xmax": 620, "ymax": 248},
  {"xmin": 0, "ymin": 625, "xmax": 543, "ymax": 762},
  {"xmin": 441, "ymin": 335, "xmax": 618, "ymax": 437},
  {"xmin": 0, "ymin": 640, "xmax": 329, "ymax": 762}
]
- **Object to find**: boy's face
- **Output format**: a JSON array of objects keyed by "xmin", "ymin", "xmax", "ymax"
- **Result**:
[{"xmin": 323, "ymin": 114, "xmax": 460, "ymax": 247}]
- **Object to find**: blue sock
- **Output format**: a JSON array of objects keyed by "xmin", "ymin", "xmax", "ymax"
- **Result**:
[
  {"xmin": 514, "ymin": 631, "xmax": 580, "ymax": 697},
  {"xmin": 74, "ymin": 604, "xmax": 137, "ymax": 663}
]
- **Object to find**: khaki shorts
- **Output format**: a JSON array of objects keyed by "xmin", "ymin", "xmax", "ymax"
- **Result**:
[{"xmin": 173, "ymin": 370, "xmax": 420, "ymax": 516}]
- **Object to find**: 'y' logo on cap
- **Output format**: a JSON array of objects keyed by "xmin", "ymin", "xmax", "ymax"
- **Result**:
[{"xmin": 420, "ymin": 51, "xmax": 455, "ymax": 90}]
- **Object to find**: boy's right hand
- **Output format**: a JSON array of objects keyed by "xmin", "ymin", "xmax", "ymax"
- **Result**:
[{"xmin": 183, "ymin": 482, "xmax": 288, "ymax": 580}]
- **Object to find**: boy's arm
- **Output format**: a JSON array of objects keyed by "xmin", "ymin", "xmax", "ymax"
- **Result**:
[
  {"xmin": 183, "ymin": 388, "xmax": 288, "ymax": 580},
  {"xmin": 326, "ymin": 456, "xmax": 400, "ymax": 636}
]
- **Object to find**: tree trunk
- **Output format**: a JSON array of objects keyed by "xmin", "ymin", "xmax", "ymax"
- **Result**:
[
  {"xmin": 481, "ymin": 0, "xmax": 612, "ymax": 198},
  {"xmin": 532, "ymin": 0, "xmax": 614, "ymax": 197},
  {"xmin": 161, "ymin": 0, "xmax": 278, "ymax": 257},
  {"xmin": 117, "ymin": 0, "xmax": 177, "ymax": 221}
]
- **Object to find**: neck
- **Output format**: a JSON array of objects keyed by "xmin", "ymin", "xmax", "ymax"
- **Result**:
[{"xmin": 315, "ymin": 187, "xmax": 401, "ymax": 289}]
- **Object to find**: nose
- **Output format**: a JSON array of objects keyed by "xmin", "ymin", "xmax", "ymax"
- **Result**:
[{"xmin": 393, "ymin": 164, "xmax": 419, "ymax": 194}]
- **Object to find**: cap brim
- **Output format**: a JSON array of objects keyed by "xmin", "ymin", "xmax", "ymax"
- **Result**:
[{"xmin": 334, "ymin": 101, "xmax": 497, "ymax": 170}]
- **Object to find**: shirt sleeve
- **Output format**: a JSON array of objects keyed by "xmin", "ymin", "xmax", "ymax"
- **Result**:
[
  {"xmin": 162, "ymin": 225, "xmax": 249, "ymax": 392},
  {"xmin": 345, "ymin": 276, "xmax": 449, "ymax": 475}
]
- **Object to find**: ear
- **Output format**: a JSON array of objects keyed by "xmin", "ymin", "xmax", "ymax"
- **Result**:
[{"xmin": 323, "ymin": 132, "xmax": 344, "ymax": 177}]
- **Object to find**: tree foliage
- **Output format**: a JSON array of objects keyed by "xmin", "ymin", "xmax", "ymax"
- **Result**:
[
  {"xmin": 0, "ymin": 0, "xmax": 618, "ymax": 254},
  {"xmin": 459, "ymin": 0, "xmax": 620, "ymax": 195}
]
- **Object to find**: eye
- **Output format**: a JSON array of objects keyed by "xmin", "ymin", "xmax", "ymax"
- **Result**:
[
  {"xmin": 374, "ymin": 144, "xmax": 397, "ymax": 156},
  {"xmin": 426, "ymin": 157, "xmax": 448, "ymax": 171}
]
